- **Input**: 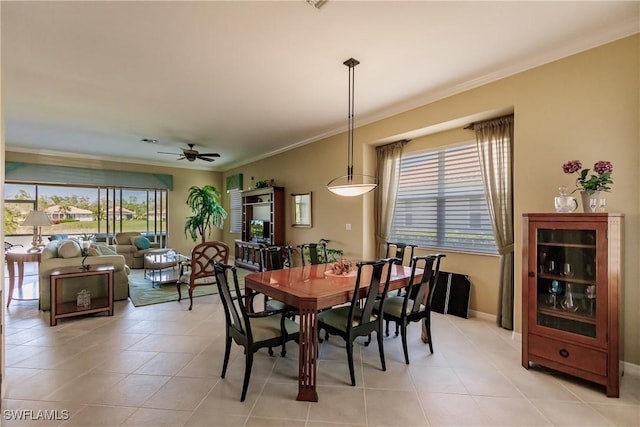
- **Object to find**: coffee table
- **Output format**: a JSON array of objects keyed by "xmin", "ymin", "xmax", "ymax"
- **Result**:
[{"xmin": 144, "ymin": 252, "xmax": 188, "ymax": 287}]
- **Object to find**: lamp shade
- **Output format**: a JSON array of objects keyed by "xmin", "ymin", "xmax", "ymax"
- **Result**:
[
  {"xmin": 327, "ymin": 175, "xmax": 377, "ymax": 196},
  {"xmin": 22, "ymin": 211, "xmax": 52, "ymax": 227}
]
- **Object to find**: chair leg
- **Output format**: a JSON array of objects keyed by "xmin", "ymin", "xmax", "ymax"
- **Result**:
[
  {"xmin": 377, "ymin": 328, "xmax": 386, "ymax": 372},
  {"xmin": 346, "ymin": 340, "xmax": 356, "ymax": 386},
  {"xmin": 395, "ymin": 322, "xmax": 400, "ymax": 336},
  {"xmin": 385, "ymin": 319, "xmax": 390, "ymax": 336},
  {"xmin": 425, "ymin": 315, "xmax": 434, "ymax": 354},
  {"xmin": 240, "ymin": 351, "xmax": 254, "ymax": 402},
  {"xmin": 221, "ymin": 336, "xmax": 232, "ymax": 378},
  {"xmin": 401, "ymin": 323, "xmax": 409, "ymax": 364},
  {"xmin": 280, "ymin": 315, "xmax": 288, "ymax": 357},
  {"xmin": 188, "ymin": 286, "xmax": 195, "ymax": 311},
  {"xmin": 364, "ymin": 333, "xmax": 372, "ymax": 347}
]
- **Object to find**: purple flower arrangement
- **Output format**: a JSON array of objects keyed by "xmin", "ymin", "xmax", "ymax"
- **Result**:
[{"xmin": 562, "ymin": 160, "xmax": 613, "ymax": 195}]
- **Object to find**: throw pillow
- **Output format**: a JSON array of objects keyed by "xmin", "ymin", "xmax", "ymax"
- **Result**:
[
  {"xmin": 134, "ymin": 236, "xmax": 151, "ymax": 250},
  {"xmin": 93, "ymin": 244, "xmax": 117, "ymax": 256},
  {"xmin": 86, "ymin": 247, "xmax": 100, "ymax": 257},
  {"xmin": 58, "ymin": 240, "xmax": 81, "ymax": 258}
]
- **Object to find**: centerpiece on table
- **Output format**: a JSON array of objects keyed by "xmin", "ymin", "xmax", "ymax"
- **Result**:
[
  {"xmin": 326, "ymin": 258, "xmax": 354, "ymax": 276},
  {"xmin": 562, "ymin": 160, "xmax": 613, "ymax": 212}
]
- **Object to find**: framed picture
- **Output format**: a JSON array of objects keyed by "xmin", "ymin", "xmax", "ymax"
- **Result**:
[{"xmin": 292, "ymin": 192, "xmax": 312, "ymax": 227}]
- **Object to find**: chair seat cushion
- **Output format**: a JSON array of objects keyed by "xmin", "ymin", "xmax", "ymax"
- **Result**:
[
  {"xmin": 249, "ymin": 315, "xmax": 300, "ymax": 342},
  {"xmin": 377, "ymin": 295, "xmax": 425, "ymax": 318},
  {"xmin": 266, "ymin": 299, "xmax": 296, "ymax": 312},
  {"xmin": 179, "ymin": 271, "xmax": 216, "ymax": 286},
  {"xmin": 318, "ymin": 306, "xmax": 377, "ymax": 332}
]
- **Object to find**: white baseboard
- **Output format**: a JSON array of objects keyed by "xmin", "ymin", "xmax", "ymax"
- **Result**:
[
  {"xmin": 623, "ymin": 361, "xmax": 640, "ymax": 378},
  {"xmin": 468, "ymin": 309, "xmax": 495, "ymax": 322}
]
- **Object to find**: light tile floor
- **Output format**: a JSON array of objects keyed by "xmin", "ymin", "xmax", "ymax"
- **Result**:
[{"xmin": 2, "ymin": 284, "xmax": 639, "ymax": 426}]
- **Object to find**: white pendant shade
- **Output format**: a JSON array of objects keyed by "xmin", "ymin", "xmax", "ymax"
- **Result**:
[{"xmin": 327, "ymin": 175, "xmax": 377, "ymax": 197}]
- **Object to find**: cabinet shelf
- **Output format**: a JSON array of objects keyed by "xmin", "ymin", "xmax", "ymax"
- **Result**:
[
  {"xmin": 537, "ymin": 273, "xmax": 595, "ymax": 285},
  {"xmin": 539, "ymin": 242, "xmax": 596, "ymax": 249},
  {"xmin": 536, "ymin": 302, "xmax": 596, "ymax": 325},
  {"xmin": 240, "ymin": 186, "xmax": 285, "ymax": 246},
  {"xmin": 57, "ymin": 297, "xmax": 111, "ymax": 316}
]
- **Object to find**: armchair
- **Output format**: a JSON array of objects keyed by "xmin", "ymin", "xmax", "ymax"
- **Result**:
[{"xmin": 113, "ymin": 232, "xmax": 163, "ymax": 269}]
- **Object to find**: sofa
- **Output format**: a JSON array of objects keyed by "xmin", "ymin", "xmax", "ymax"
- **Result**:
[
  {"xmin": 38, "ymin": 240, "xmax": 130, "ymax": 311},
  {"xmin": 113, "ymin": 232, "xmax": 165, "ymax": 269}
]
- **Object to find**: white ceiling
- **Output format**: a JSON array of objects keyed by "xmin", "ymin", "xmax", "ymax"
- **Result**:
[{"xmin": 2, "ymin": 1, "xmax": 638, "ymax": 171}]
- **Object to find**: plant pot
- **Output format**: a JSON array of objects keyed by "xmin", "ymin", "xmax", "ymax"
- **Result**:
[{"xmin": 580, "ymin": 190, "xmax": 600, "ymax": 212}]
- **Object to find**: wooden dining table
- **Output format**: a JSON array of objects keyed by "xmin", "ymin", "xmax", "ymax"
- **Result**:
[{"xmin": 244, "ymin": 262, "xmax": 420, "ymax": 402}]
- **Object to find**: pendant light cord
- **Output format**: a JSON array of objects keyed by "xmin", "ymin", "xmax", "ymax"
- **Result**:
[{"xmin": 344, "ymin": 58, "xmax": 359, "ymax": 182}]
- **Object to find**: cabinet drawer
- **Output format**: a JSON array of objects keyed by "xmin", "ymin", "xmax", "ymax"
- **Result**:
[{"xmin": 528, "ymin": 334, "xmax": 607, "ymax": 376}]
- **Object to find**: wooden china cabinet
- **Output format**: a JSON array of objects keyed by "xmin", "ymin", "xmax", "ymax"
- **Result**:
[{"xmin": 522, "ymin": 213, "xmax": 623, "ymax": 397}]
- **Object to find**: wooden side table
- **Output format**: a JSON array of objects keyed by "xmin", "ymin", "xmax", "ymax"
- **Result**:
[
  {"xmin": 5, "ymin": 249, "xmax": 42, "ymax": 307},
  {"xmin": 49, "ymin": 265, "xmax": 114, "ymax": 326}
]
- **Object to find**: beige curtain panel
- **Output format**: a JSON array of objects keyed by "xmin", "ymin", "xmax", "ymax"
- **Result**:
[{"xmin": 474, "ymin": 115, "xmax": 515, "ymax": 330}]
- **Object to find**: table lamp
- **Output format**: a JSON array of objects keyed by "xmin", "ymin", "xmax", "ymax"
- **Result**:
[{"xmin": 22, "ymin": 210, "xmax": 52, "ymax": 252}]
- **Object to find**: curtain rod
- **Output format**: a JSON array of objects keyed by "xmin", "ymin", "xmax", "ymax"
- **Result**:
[{"xmin": 464, "ymin": 113, "xmax": 514, "ymax": 131}]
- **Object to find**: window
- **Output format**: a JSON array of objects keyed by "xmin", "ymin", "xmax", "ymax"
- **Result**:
[
  {"xmin": 390, "ymin": 142, "xmax": 496, "ymax": 254},
  {"xmin": 3, "ymin": 182, "xmax": 168, "ymax": 244},
  {"xmin": 229, "ymin": 189, "xmax": 242, "ymax": 233}
]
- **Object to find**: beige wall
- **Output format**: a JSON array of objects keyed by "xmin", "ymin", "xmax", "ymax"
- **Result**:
[
  {"xmin": 222, "ymin": 35, "xmax": 640, "ymax": 365},
  {"xmin": 3, "ymin": 152, "xmax": 223, "ymax": 257}
]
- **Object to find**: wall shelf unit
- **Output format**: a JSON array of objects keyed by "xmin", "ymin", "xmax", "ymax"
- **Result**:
[{"xmin": 241, "ymin": 186, "xmax": 285, "ymax": 246}]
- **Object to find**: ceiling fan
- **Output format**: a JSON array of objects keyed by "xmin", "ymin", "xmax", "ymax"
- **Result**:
[{"xmin": 157, "ymin": 144, "xmax": 220, "ymax": 162}]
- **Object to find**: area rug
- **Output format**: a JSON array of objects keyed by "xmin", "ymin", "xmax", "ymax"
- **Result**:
[{"xmin": 128, "ymin": 267, "xmax": 250, "ymax": 307}]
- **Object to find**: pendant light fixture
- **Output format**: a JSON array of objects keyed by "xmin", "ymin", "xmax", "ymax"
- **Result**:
[{"xmin": 327, "ymin": 58, "xmax": 377, "ymax": 197}]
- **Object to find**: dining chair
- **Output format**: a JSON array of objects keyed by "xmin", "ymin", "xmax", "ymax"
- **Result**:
[
  {"xmin": 213, "ymin": 260, "xmax": 299, "ymax": 402},
  {"xmin": 258, "ymin": 245, "xmax": 295, "ymax": 312},
  {"xmin": 317, "ymin": 258, "xmax": 395, "ymax": 386},
  {"xmin": 178, "ymin": 240, "xmax": 229, "ymax": 310},
  {"xmin": 384, "ymin": 241, "xmax": 417, "ymax": 265},
  {"xmin": 298, "ymin": 242, "xmax": 328, "ymax": 266},
  {"xmin": 376, "ymin": 253, "xmax": 446, "ymax": 364}
]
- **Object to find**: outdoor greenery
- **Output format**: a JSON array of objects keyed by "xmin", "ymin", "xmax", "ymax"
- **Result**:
[
  {"xmin": 4, "ymin": 186, "xmax": 167, "ymax": 237},
  {"xmin": 299, "ymin": 238, "xmax": 344, "ymax": 264}
]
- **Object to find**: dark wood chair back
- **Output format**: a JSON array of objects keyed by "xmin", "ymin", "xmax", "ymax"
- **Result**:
[
  {"xmin": 385, "ymin": 242, "xmax": 417, "ymax": 265},
  {"xmin": 298, "ymin": 242, "xmax": 328, "ymax": 266},
  {"xmin": 259, "ymin": 246, "xmax": 293, "ymax": 271}
]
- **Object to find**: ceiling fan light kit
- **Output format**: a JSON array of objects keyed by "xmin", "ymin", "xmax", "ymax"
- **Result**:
[{"xmin": 327, "ymin": 58, "xmax": 378, "ymax": 197}]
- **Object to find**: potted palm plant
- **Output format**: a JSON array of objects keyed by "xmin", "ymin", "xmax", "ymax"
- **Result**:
[{"xmin": 184, "ymin": 185, "xmax": 228, "ymax": 243}]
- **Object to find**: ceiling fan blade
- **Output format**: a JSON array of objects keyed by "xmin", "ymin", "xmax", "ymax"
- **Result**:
[
  {"xmin": 177, "ymin": 156, "xmax": 187, "ymax": 160},
  {"xmin": 197, "ymin": 153, "xmax": 220, "ymax": 157},
  {"xmin": 157, "ymin": 151, "xmax": 182, "ymax": 155},
  {"xmin": 197, "ymin": 156, "xmax": 216, "ymax": 162}
]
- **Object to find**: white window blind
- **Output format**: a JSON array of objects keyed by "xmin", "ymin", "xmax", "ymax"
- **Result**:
[
  {"xmin": 229, "ymin": 189, "xmax": 242, "ymax": 233},
  {"xmin": 390, "ymin": 143, "xmax": 497, "ymax": 254}
]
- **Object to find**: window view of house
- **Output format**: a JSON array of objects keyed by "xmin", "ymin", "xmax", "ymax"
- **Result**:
[
  {"xmin": 391, "ymin": 142, "xmax": 497, "ymax": 254},
  {"xmin": 3, "ymin": 182, "xmax": 168, "ymax": 244}
]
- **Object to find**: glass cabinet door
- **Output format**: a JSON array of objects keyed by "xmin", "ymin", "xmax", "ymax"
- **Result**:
[{"xmin": 532, "ymin": 226, "xmax": 605, "ymax": 344}]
